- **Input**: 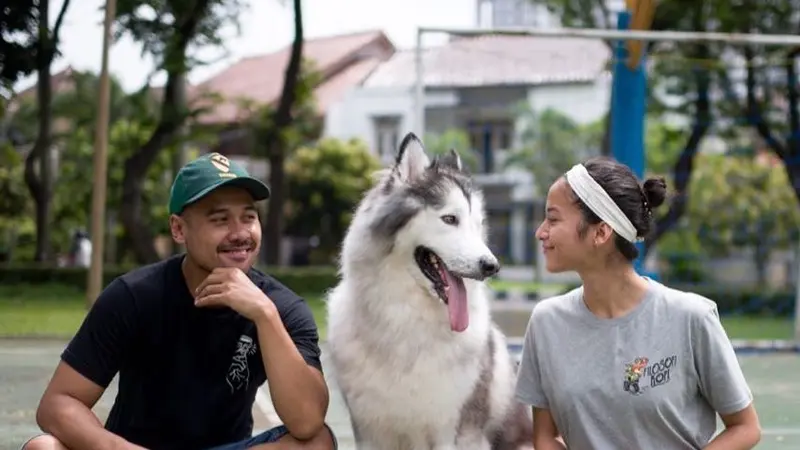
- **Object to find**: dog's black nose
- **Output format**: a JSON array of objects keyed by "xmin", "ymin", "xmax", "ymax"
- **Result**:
[{"xmin": 479, "ymin": 257, "xmax": 500, "ymax": 277}]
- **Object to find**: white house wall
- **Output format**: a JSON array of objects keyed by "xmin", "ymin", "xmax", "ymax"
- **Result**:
[
  {"xmin": 526, "ymin": 76, "xmax": 611, "ymax": 125},
  {"xmin": 323, "ymin": 86, "xmax": 414, "ymax": 151}
]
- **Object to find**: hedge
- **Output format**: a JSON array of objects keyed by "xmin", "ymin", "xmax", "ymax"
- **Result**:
[
  {"xmin": 0, "ymin": 264, "xmax": 340, "ymax": 297},
  {"xmin": 557, "ymin": 283, "xmax": 796, "ymax": 317}
]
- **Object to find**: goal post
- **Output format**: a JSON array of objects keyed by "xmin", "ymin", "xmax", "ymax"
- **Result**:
[{"xmin": 413, "ymin": 19, "xmax": 800, "ymax": 343}]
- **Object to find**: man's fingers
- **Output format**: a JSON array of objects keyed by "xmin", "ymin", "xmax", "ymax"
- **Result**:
[
  {"xmin": 195, "ymin": 272, "xmax": 227, "ymax": 295},
  {"xmin": 196, "ymin": 283, "xmax": 226, "ymax": 299},
  {"xmin": 195, "ymin": 293, "xmax": 227, "ymax": 307}
]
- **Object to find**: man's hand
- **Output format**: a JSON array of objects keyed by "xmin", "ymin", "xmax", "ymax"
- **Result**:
[{"xmin": 194, "ymin": 268, "xmax": 275, "ymax": 321}]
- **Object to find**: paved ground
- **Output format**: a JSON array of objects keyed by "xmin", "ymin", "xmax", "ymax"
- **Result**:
[{"xmin": 2, "ymin": 338, "xmax": 800, "ymax": 450}]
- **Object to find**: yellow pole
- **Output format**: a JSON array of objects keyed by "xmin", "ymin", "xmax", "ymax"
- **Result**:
[
  {"xmin": 87, "ymin": 0, "xmax": 117, "ymax": 306},
  {"xmin": 626, "ymin": 0, "xmax": 657, "ymax": 69}
]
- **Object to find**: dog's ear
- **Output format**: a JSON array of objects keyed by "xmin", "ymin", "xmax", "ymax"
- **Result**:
[
  {"xmin": 438, "ymin": 148, "xmax": 463, "ymax": 172},
  {"xmin": 394, "ymin": 132, "xmax": 430, "ymax": 182}
]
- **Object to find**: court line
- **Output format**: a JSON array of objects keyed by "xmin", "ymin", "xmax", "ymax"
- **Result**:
[{"xmin": 761, "ymin": 428, "xmax": 800, "ymax": 436}]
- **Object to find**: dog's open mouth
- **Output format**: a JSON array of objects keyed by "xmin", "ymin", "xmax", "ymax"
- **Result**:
[{"xmin": 414, "ymin": 246, "xmax": 469, "ymax": 333}]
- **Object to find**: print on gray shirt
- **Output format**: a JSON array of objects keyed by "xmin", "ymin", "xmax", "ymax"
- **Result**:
[{"xmin": 514, "ymin": 279, "xmax": 753, "ymax": 450}]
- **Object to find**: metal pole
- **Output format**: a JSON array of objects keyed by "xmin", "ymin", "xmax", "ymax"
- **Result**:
[
  {"xmin": 609, "ymin": 11, "xmax": 649, "ymax": 275},
  {"xmin": 795, "ymin": 244, "xmax": 800, "ymax": 342},
  {"xmin": 86, "ymin": 0, "xmax": 117, "ymax": 306},
  {"xmin": 419, "ymin": 26, "xmax": 800, "ymax": 46},
  {"xmin": 414, "ymin": 27, "xmax": 425, "ymax": 137}
]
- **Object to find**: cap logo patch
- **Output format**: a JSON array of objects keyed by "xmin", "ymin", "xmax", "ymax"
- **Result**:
[{"xmin": 210, "ymin": 153, "xmax": 231, "ymax": 173}]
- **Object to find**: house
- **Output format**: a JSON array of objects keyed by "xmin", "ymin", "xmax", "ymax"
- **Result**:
[
  {"xmin": 325, "ymin": 34, "xmax": 612, "ymax": 266},
  {"xmin": 190, "ymin": 29, "xmax": 397, "ymax": 180}
]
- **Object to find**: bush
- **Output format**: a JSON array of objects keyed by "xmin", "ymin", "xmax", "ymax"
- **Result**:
[
  {"xmin": 674, "ymin": 284, "xmax": 795, "ymax": 317},
  {"xmin": 0, "ymin": 264, "xmax": 340, "ymax": 297}
]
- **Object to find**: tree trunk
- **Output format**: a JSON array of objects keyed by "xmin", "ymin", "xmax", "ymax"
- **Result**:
[
  {"xmin": 120, "ymin": 73, "xmax": 187, "ymax": 264},
  {"xmin": 642, "ymin": 46, "xmax": 711, "ymax": 259},
  {"xmin": 741, "ymin": 47, "xmax": 800, "ymax": 205},
  {"xmin": 784, "ymin": 50, "xmax": 800, "ymax": 204},
  {"xmin": 119, "ymin": 0, "xmax": 209, "ymax": 265},
  {"xmin": 600, "ymin": 112, "xmax": 611, "ymax": 156},
  {"xmin": 20, "ymin": 0, "xmax": 71, "ymax": 263},
  {"xmin": 262, "ymin": 0, "xmax": 304, "ymax": 266}
]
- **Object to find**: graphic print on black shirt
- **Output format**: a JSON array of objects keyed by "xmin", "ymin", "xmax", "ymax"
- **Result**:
[
  {"xmin": 226, "ymin": 334, "xmax": 258, "ymax": 392},
  {"xmin": 59, "ymin": 254, "xmax": 323, "ymax": 450}
]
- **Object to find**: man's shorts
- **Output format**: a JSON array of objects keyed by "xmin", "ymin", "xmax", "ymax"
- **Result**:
[
  {"xmin": 20, "ymin": 424, "xmax": 338, "ymax": 450},
  {"xmin": 207, "ymin": 424, "xmax": 339, "ymax": 449}
]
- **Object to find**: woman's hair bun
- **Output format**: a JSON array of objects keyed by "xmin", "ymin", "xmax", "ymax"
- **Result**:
[{"xmin": 642, "ymin": 177, "xmax": 667, "ymax": 209}]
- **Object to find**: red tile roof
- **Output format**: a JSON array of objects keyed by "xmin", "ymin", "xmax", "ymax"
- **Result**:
[{"xmin": 193, "ymin": 29, "xmax": 395, "ymax": 125}]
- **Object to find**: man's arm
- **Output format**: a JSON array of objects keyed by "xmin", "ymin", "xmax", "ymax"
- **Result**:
[
  {"xmin": 254, "ymin": 304, "xmax": 329, "ymax": 440},
  {"xmin": 37, "ymin": 278, "xmax": 143, "ymax": 450},
  {"xmin": 37, "ymin": 363, "xmax": 145, "ymax": 450},
  {"xmin": 194, "ymin": 269, "xmax": 330, "ymax": 440}
]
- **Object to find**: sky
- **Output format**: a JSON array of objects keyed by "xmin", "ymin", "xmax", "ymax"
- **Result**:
[{"xmin": 14, "ymin": 0, "xmax": 479, "ymax": 93}]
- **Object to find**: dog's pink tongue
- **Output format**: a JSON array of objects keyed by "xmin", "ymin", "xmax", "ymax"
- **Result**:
[{"xmin": 444, "ymin": 272, "xmax": 468, "ymax": 332}]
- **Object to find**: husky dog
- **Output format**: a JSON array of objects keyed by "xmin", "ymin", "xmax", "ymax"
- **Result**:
[{"xmin": 325, "ymin": 133, "xmax": 533, "ymax": 450}]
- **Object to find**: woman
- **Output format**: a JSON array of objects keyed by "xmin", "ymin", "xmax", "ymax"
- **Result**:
[{"xmin": 515, "ymin": 157, "xmax": 761, "ymax": 449}]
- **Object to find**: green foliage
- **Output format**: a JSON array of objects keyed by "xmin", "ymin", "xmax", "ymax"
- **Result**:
[
  {"xmin": 114, "ymin": 0, "xmax": 248, "ymax": 72},
  {"xmin": 0, "ymin": 265, "xmax": 340, "ymax": 297},
  {"xmin": 0, "ymin": 145, "xmax": 29, "ymax": 220},
  {"xmin": 423, "ymin": 129, "xmax": 480, "ymax": 172},
  {"xmin": 687, "ymin": 153, "xmax": 800, "ymax": 255},
  {"xmin": 51, "ymin": 119, "xmax": 178, "ymax": 246},
  {"xmin": 285, "ymin": 137, "xmax": 381, "ymax": 262},
  {"xmin": 505, "ymin": 106, "xmax": 596, "ymax": 195},
  {"xmin": 0, "ymin": 0, "xmax": 44, "ymax": 95},
  {"xmin": 239, "ymin": 58, "xmax": 324, "ymax": 156}
]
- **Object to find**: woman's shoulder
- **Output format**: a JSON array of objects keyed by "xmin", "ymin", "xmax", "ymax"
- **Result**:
[
  {"xmin": 650, "ymin": 280, "xmax": 719, "ymax": 320},
  {"xmin": 530, "ymin": 285, "xmax": 584, "ymax": 321}
]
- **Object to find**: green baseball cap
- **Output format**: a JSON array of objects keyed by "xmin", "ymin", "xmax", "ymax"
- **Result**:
[{"xmin": 168, "ymin": 152, "xmax": 271, "ymax": 215}]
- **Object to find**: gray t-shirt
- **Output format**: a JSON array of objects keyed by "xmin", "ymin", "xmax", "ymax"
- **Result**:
[{"xmin": 515, "ymin": 279, "xmax": 753, "ymax": 449}]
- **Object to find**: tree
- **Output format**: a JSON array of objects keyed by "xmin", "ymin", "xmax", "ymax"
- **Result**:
[
  {"xmin": 115, "ymin": 0, "xmax": 245, "ymax": 264},
  {"xmin": 285, "ymin": 137, "xmax": 381, "ymax": 262},
  {"xmin": 0, "ymin": 144, "xmax": 31, "ymax": 261},
  {"xmin": 423, "ymin": 129, "xmax": 480, "ymax": 172},
  {"xmin": 687, "ymin": 153, "xmax": 800, "ymax": 285},
  {"xmin": 1, "ymin": 0, "xmax": 73, "ymax": 262},
  {"xmin": 260, "ymin": 0, "xmax": 305, "ymax": 266},
  {"xmin": 504, "ymin": 107, "xmax": 594, "ymax": 196},
  {"xmin": 710, "ymin": 0, "xmax": 800, "ymax": 207}
]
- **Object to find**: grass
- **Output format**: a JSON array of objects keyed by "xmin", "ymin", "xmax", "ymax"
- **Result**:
[
  {"xmin": 487, "ymin": 279, "xmax": 566, "ymax": 294},
  {"xmin": 0, "ymin": 283, "xmax": 796, "ymax": 342}
]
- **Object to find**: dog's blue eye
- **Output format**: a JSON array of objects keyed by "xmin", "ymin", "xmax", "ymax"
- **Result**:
[{"xmin": 441, "ymin": 215, "xmax": 458, "ymax": 226}]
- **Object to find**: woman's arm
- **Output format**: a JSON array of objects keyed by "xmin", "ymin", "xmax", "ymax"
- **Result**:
[
  {"xmin": 533, "ymin": 408, "xmax": 566, "ymax": 450},
  {"xmin": 703, "ymin": 404, "xmax": 761, "ymax": 450},
  {"xmin": 692, "ymin": 303, "xmax": 762, "ymax": 450}
]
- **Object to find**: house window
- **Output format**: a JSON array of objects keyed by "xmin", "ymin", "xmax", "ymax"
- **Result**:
[
  {"xmin": 373, "ymin": 116, "xmax": 400, "ymax": 163},
  {"xmin": 466, "ymin": 120, "xmax": 514, "ymax": 173}
]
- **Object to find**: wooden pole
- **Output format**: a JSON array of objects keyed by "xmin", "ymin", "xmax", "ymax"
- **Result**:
[
  {"xmin": 86, "ymin": 0, "xmax": 117, "ymax": 306},
  {"xmin": 626, "ymin": 0, "xmax": 657, "ymax": 69}
]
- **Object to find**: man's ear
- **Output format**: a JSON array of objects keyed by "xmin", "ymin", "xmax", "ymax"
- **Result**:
[
  {"xmin": 394, "ymin": 132, "xmax": 430, "ymax": 182},
  {"xmin": 170, "ymin": 214, "xmax": 187, "ymax": 245}
]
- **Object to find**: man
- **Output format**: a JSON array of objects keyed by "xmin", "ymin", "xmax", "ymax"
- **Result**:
[{"xmin": 23, "ymin": 153, "xmax": 336, "ymax": 450}]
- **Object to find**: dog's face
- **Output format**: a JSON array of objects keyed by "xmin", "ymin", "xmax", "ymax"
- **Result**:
[{"xmin": 367, "ymin": 133, "xmax": 500, "ymax": 332}]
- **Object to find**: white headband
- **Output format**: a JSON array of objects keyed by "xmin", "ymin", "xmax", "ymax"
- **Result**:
[{"xmin": 565, "ymin": 164, "xmax": 641, "ymax": 243}]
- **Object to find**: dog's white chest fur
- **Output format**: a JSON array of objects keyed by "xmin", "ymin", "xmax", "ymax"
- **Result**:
[{"xmin": 327, "ymin": 281, "xmax": 494, "ymax": 448}]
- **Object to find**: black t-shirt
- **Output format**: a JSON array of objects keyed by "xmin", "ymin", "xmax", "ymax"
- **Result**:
[{"xmin": 60, "ymin": 254, "xmax": 323, "ymax": 450}]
